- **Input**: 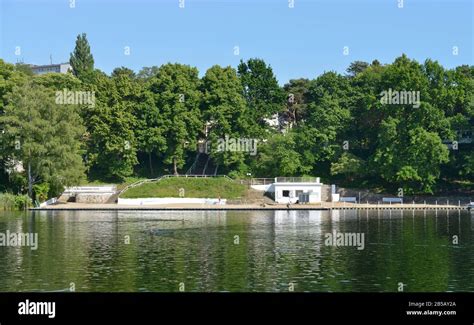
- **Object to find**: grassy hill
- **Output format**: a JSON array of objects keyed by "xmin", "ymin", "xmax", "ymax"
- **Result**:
[{"xmin": 120, "ymin": 177, "xmax": 247, "ymax": 199}]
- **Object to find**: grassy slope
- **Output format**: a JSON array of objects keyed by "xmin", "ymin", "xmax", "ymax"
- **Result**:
[
  {"xmin": 120, "ymin": 177, "xmax": 247, "ymax": 199},
  {"xmin": 81, "ymin": 177, "xmax": 146, "ymax": 191}
]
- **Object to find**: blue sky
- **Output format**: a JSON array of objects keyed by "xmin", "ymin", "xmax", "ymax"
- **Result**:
[{"xmin": 0, "ymin": 0, "xmax": 472, "ymax": 84}]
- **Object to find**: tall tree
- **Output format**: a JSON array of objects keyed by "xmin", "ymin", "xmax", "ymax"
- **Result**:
[
  {"xmin": 69, "ymin": 33, "xmax": 94, "ymax": 79},
  {"xmin": 84, "ymin": 70, "xmax": 139, "ymax": 180},
  {"xmin": 237, "ymin": 58, "xmax": 285, "ymax": 136},
  {"xmin": 149, "ymin": 63, "xmax": 202, "ymax": 175},
  {"xmin": 282, "ymin": 78, "xmax": 311, "ymax": 128},
  {"xmin": 134, "ymin": 83, "xmax": 166, "ymax": 177},
  {"xmin": 201, "ymin": 65, "xmax": 250, "ymax": 175},
  {"xmin": 295, "ymin": 72, "xmax": 352, "ymax": 176},
  {"xmin": 254, "ymin": 133, "xmax": 309, "ymax": 177},
  {"xmin": 371, "ymin": 55, "xmax": 451, "ymax": 193},
  {"xmin": 0, "ymin": 82, "xmax": 86, "ymax": 197},
  {"xmin": 346, "ymin": 61, "xmax": 369, "ymax": 77},
  {"xmin": 0, "ymin": 60, "xmax": 29, "ymax": 191},
  {"xmin": 137, "ymin": 66, "xmax": 160, "ymax": 81}
]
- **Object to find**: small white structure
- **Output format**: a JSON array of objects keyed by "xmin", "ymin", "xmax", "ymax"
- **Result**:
[
  {"xmin": 330, "ymin": 184, "xmax": 340, "ymax": 202},
  {"xmin": 60, "ymin": 185, "xmax": 117, "ymax": 203},
  {"xmin": 39, "ymin": 197, "xmax": 57, "ymax": 208},
  {"xmin": 272, "ymin": 177, "xmax": 323, "ymax": 204}
]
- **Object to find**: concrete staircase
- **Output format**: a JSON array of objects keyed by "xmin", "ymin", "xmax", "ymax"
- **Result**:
[{"xmin": 59, "ymin": 185, "xmax": 117, "ymax": 204}]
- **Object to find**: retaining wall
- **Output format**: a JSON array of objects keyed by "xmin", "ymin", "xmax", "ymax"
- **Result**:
[{"xmin": 117, "ymin": 197, "xmax": 226, "ymax": 205}]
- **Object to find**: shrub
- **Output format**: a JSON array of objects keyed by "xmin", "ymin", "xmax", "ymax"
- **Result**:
[
  {"xmin": 0, "ymin": 193, "xmax": 32, "ymax": 210},
  {"xmin": 0, "ymin": 193, "xmax": 16, "ymax": 210},
  {"xmin": 33, "ymin": 182, "xmax": 50, "ymax": 202},
  {"xmin": 14, "ymin": 195, "xmax": 32, "ymax": 210}
]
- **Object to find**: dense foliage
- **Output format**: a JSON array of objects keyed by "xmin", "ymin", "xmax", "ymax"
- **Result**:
[{"xmin": 0, "ymin": 35, "xmax": 472, "ymax": 199}]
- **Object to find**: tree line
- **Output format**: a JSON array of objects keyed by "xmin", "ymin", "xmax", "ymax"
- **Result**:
[{"xmin": 0, "ymin": 33, "xmax": 472, "ymax": 200}]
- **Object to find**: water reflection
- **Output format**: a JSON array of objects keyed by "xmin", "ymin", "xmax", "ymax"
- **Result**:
[{"xmin": 0, "ymin": 209, "xmax": 472, "ymax": 292}]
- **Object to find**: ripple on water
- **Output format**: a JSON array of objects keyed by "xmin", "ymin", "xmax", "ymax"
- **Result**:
[{"xmin": 0, "ymin": 209, "xmax": 472, "ymax": 292}]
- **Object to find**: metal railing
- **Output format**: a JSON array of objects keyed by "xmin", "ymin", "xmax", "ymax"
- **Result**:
[
  {"xmin": 185, "ymin": 153, "xmax": 201, "ymax": 175},
  {"xmin": 64, "ymin": 185, "xmax": 117, "ymax": 193},
  {"xmin": 275, "ymin": 177, "xmax": 320, "ymax": 183},
  {"xmin": 250, "ymin": 178, "xmax": 274, "ymax": 185}
]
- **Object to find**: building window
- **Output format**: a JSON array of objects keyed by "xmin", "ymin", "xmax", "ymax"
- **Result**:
[{"xmin": 282, "ymin": 190, "xmax": 290, "ymax": 197}]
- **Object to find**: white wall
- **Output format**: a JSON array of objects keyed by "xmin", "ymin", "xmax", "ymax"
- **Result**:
[
  {"xmin": 76, "ymin": 193, "xmax": 114, "ymax": 203},
  {"xmin": 250, "ymin": 184, "xmax": 275, "ymax": 192},
  {"xmin": 117, "ymin": 197, "xmax": 226, "ymax": 206},
  {"xmin": 274, "ymin": 184, "xmax": 322, "ymax": 204}
]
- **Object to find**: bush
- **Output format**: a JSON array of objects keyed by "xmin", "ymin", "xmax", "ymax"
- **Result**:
[
  {"xmin": 14, "ymin": 195, "xmax": 32, "ymax": 210},
  {"xmin": 33, "ymin": 182, "xmax": 50, "ymax": 202},
  {"xmin": 0, "ymin": 193, "xmax": 32, "ymax": 210},
  {"xmin": 0, "ymin": 193, "xmax": 16, "ymax": 210}
]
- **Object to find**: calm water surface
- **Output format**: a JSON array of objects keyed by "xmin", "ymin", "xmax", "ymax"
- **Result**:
[{"xmin": 0, "ymin": 209, "xmax": 472, "ymax": 292}]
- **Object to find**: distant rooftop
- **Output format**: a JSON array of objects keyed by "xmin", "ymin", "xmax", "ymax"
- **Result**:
[
  {"xmin": 28, "ymin": 62, "xmax": 72, "ymax": 75},
  {"xmin": 28, "ymin": 62, "xmax": 70, "ymax": 68}
]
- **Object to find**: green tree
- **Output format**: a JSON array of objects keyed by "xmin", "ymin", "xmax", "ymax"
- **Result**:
[
  {"xmin": 149, "ymin": 63, "xmax": 202, "ymax": 175},
  {"xmin": 85, "ymin": 70, "xmax": 139, "ymax": 180},
  {"xmin": 238, "ymin": 58, "xmax": 285, "ymax": 136},
  {"xmin": 14, "ymin": 63, "xmax": 34, "ymax": 76},
  {"xmin": 111, "ymin": 67, "xmax": 136, "ymax": 79},
  {"xmin": 346, "ymin": 61, "xmax": 369, "ymax": 77},
  {"xmin": 0, "ymin": 82, "xmax": 86, "ymax": 197},
  {"xmin": 254, "ymin": 133, "xmax": 309, "ymax": 177},
  {"xmin": 0, "ymin": 60, "xmax": 29, "ymax": 191},
  {"xmin": 374, "ymin": 120, "xmax": 449, "ymax": 194},
  {"xmin": 330, "ymin": 152, "xmax": 365, "ymax": 182},
  {"xmin": 370, "ymin": 55, "xmax": 451, "ymax": 193},
  {"xmin": 295, "ymin": 72, "xmax": 352, "ymax": 176},
  {"xmin": 134, "ymin": 86, "xmax": 166, "ymax": 177},
  {"xmin": 69, "ymin": 33, "xmax": 94, "ymax": 79},
  {"xmin": 461, "ymin": 152, "xmax": 474, "ymax": 177},
  {"xmin": 33, "ymin": 183, "xmax": 50, "ymax": 202},
  {"xmin": 282, "ymin": 78, "xmax": 311, "ymax": 128},
  {"xmin": 201, "ymin": 65, "xmax": 250, "ymax": 175},
  {"xmin": 137, "ymin": 66, "xmax": 160, "ymax": 81}
]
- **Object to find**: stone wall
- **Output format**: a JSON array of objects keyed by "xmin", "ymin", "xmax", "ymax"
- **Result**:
[
  {"xmin": 117, "ymin": 197, "xmax": 226, "ymax": 205},
  {"xmin": 321, "ymin": 185, "xmax": 331, "ymax": 202},
  {"xmin": 75, "ymin": 193, "xmax": 115, "ymax": 204}
]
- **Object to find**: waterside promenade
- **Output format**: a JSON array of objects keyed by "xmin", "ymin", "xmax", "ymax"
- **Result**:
[{"xmin": 31, "ymin": 202, "xmax": 470, "ymax": 211}]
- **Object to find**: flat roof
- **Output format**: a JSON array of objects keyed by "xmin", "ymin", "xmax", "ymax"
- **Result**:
[{"xmin": 29, "ymin": 63, "xmax": 70, "ymax": 68}]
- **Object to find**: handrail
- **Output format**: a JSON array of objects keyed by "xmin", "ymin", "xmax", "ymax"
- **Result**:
[
  {"xmin": 185, "ymin": 153, "xmax": 201, "ymax": 175},
  {"xmin": 250, "ymin": 178, "xmax": 274, "ymax": 185},
  {"xmin": 64, "ymin": 185, "xmax": 117, "ymax": 193},
  {"xmin": 202, "ymin": 156, "xmax": 210, "ymax": 176},
  {"xmin": 275, "ymin": 177, "xmax": 320, "ymax": 183},
  {"xmin": 118, "ymin": 174, "xmax": 235, "ymax": 197}
]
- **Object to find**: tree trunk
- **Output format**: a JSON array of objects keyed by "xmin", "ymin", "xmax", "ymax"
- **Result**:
[
  {"xmin": 28, "ymin": 162, "xmax": 33, "ymax": 199},
  {"xmin": 148, "ymin": 152, "xmax": 154, "ymax": 177},
  {"xmin": 173, "ymin": 157, "xmax": 178, "ymax": 175}
]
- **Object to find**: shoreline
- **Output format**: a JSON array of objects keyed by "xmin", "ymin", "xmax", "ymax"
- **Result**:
[{"xmin": 30, "ymin": 202, "xmax": 471, "ymax": 211}]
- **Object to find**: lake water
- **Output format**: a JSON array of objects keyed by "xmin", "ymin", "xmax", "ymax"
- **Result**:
[{"xmin": 0, "ymin": 209, "xmax": 472, "ymax": 292}]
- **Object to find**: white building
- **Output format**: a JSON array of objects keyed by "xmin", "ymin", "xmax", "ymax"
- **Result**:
[
  {"xmin": 251, "ymin": 177, "xmax": 323, "ymax": 204},
  {"xmin": 264, "ymin": 113, "xmax": 280, "ymax": 128},
  {"xmin": 30, "ymin": 63, "xmax": 72, "ymax": 75}
]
